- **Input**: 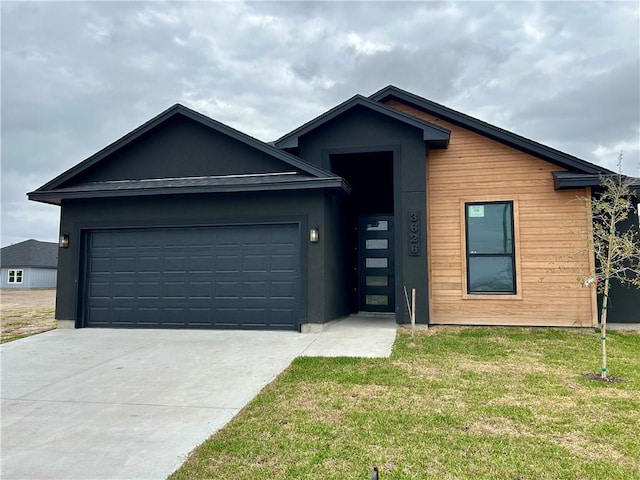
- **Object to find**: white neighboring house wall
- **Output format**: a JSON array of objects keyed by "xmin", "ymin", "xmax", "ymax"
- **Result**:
[{"xmin": 1, "ymin": 267, "xmax": 57, "ymax": 289}]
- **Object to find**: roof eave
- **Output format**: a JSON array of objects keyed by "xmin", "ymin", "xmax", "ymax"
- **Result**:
[
  {"xmin": 553, "ymin": 171, "xmax": 640, "ymax": 194},
  {"xmin": 27, "ymin": 177, "xmax": 350, "ymax": 204},
  {"xmin": 26, "ymin": 191, "xmax": 62, "ymax": 206},
  {"xmin": 552, "ymin": 172, "xmax": 602, "ymax": 190},
  {"xmin": 426, "ymin": 138, "xmax": 450, "ymax": 149}
]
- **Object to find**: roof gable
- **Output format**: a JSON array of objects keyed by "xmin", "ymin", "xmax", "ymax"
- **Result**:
[
  {"xmin": 64, "ymin": 114, "xmax": 298, "ymax": 185},
  {"xmin": 29, "ymin": 104, "xmax": 346, "ymax": 205},
  {"xmin": 1, "ymin": 239, "xmax": 58, "ymax": 268},
  {"xmin": 274, "ymin": 94, "xmax": 450, "ymax": 150},
  {"xmin": 370, "ymin": 85, "xmax": 613, "ymax": 176}
]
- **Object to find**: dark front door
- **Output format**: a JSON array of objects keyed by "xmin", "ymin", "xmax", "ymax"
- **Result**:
[{"xmin": 358, "ymin": 215, "xmax": 394, "ymax": 312}]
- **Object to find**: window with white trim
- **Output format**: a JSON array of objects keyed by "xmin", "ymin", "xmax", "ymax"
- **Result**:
[
  {"xmin": 465, "ymin": 201, "xmax": 516, "ymax": 294},
  {"xmin": 8, "ymin": 269, "xmax": 23, "ymax": 284}
]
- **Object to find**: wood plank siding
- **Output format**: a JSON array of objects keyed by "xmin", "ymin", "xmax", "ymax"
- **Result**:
[{"xmin": 386, "ymin": 100, "xmax": 596, "ymax": 327}]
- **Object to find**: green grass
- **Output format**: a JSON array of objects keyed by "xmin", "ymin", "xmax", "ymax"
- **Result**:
[
  {"xmin": 169, "ymin": 327, "xmax": 640, "ymax": 479},
  {"xmin": 0, "ymin": 310, "xmax": 57, "ymax": 343},
  {"xmin": 0, "ymin": 332, "xmax": 33, "ymax": 343}
]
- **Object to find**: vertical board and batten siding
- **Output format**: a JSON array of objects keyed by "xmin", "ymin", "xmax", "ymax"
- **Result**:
[{"xmin": 386, "ymin": 100, "xmax": 596, "ymax": 327}]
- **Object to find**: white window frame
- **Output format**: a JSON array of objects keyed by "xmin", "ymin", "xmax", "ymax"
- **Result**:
[{"xmin": 8, "ymin": 269, "xmax": 23, "ymax": 284}]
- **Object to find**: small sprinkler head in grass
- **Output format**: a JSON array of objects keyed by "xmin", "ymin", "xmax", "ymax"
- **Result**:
[{"xmin": 370, "ymin": 466, "xmax": 379, "ymax": 480}]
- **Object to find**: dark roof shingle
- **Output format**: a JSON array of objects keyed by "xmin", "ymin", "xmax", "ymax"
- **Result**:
[{"xmin": 1, "ymin": 239, "xmax": 58, "ymax": 268}]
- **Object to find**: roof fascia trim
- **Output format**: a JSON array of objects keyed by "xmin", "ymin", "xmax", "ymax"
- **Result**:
[
  {"xmin": 28, "ymin": 177, "xmax": 350, "ymax": 205},
  {"xmin": 273, "ymin": 94, "xmax": 450, "ymax": 149},
  {"xmin": 370, "ymin": 86, "xmax": 613, "ymax": 175},
  {"xmin": 553, "ymin": 171, "xmax": 640, "ymax": 193}
]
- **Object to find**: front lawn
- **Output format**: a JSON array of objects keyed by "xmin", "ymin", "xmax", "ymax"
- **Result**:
[{"xmin": 170, "ymin": 327, "xmax": 640, "ymax": 479}]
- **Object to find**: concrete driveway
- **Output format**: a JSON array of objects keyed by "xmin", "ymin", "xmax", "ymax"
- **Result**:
[{"xmin": 1, "ymin": 317, "xmax": 396, "ymax": 479}]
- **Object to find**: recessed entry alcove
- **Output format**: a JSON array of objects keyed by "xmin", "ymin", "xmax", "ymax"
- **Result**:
[{"xmin": 329, "ymin": 151, "xmax": 395, "ymax": 313}]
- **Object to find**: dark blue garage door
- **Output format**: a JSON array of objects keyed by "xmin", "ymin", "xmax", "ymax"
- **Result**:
[{"xmin": 83, "ymin": 225, "xmax": 301, "ymax": 330}]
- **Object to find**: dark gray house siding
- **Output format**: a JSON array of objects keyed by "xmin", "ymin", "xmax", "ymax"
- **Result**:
[
  {"xmin": 57, "ymin": 189, "xmax": 336, "ymax": 329},
  {"xmin": 276, "ymin": 103, "xmax": 447, "ymax": 324},
  {"xmin": 31, "ymin": 104, "xmax": 347, "ymax": 330},
  {"xmin": 596, "ymin": 213, "xmax": 640, "ymax": 323},
  {"xmin": 66, "ymin": 115, "xmax": 293, "ymax": 185}
]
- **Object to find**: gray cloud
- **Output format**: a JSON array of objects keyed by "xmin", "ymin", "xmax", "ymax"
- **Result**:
[{"xmin": 2, "ymin": 1, "xmax": 638, "ymax": 246}]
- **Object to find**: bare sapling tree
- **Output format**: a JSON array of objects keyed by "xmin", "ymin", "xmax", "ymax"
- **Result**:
[{"xmin": 582, "ymin": 153, "xmax": 640, "ymax": 379}]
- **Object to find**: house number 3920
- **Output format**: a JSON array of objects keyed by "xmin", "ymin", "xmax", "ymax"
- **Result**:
[{"xmin": 408, "ymin": 211, "xmax": 420, "ymax": 256}]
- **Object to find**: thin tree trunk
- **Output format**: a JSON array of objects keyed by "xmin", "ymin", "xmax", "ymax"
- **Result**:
[
  {"xmin": 601, "ymin": 279, "xmax": 609, "ymax": 380},
  {"xmin": 601, "ymin": 212, "xmax": 617, "ymax": 380}
]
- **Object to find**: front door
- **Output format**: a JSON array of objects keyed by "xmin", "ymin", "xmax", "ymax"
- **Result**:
[{"xmin": 358, "ymin": 215, "xmax": 394, "ymax": 312}]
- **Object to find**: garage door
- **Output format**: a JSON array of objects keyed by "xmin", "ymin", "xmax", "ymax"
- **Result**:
[{"xmin": 83, "ymin": 224, "xmax": 301, "ymax": 330}]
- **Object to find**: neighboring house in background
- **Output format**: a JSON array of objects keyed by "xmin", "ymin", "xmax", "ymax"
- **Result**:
[
  {"xmin": 1, "ymin": 239, "xmax": 58, "ymax": 289},
  {"xmin": 28, "ymin": 86, "xmax": 640, "ymax": 330}
]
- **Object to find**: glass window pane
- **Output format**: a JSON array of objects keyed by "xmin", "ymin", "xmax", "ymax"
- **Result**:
[
  {"xmin": 366, "ymin": 258, "xmax": 388, "ymax": 268},
  {"xmin": 366, "ymin": 220, "xmax": 388, "ymax": 231},
  {"xmin": 468, "ymin": 257, "xmax": 514, "ymax": 293},
  {"xmin": 366, "ymin": 276, "xmax": 388, "ymax": 286},
  {"xmin": 467, "ymin": 203, "xmax": 513, "ymax": 254},
  {"xmin": 366, "ymin": 295, "xmax": 389, "ymax": 305},
  {"xmin": 366, "ymin": 239, "xmax": 388, "ymax": 249}
]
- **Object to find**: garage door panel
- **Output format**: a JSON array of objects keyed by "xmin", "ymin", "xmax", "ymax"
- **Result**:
[
  {"xmin": 88, "ymin": 282, "xmax": 111, "ymax": 299},
  {"xmin": 138, "ymin": 282, "xmax": 161, "ymax": 299},
  {"xmin": 188, "ymin": 256, "xmax": 213, "ymax": 272},
  {"xmin": 271, "ymin": 309, "xmax": 296, "ymax": 327},
  {"xmin": 271, "ymin": 254, "xmax": 296, "ymax": 272},
  {"xmin": 242, "ymin": 308, "xmax": 268, "ymax": 323},
  {"xmin": 271, "ymin": 281, "xmax": 296, "ymax": 299},
  {"xmin": 162, "ymin": 256, "xmax": 186, "ymax": 273},
  {"xmin": 215, "ymin": 281, "xmax": 240, "ymax": 299},
  {"xmin": 216, "ymin": 255, "xmax": 241, "ymax": 273},
  {"xmin": 112, "ymin": 282, "xmax": 135, "ymax": 299},
  {"xmin": 90, "ymin": 257, "xmax": 111, "ymax": 274},
  {"xmin": 90, "ymin": 233, "xmax": 113, "ymax": 248},
  {"xmin": 188, "ymin": 282, "xmax": 213, "ymax": 298},
  {"xmin": 84, "ymin": 225, "xmax": 300, "ymax": 330},
  {"xmin": 271, "ymin": 226, "xmax": 297, "ymax": 244},
  {"xmin": 215, "ymin": 230, "xmax": 241, "ymax": 247},
  {"xmin": 215, "ymin": 308, "xmax": 242, "ymax": 326},
  {"xmin": 87, "ymin": 306, "xmax": 110, "ymax": 322},
  {"xmin": 244, "ymin": 281, "xmax": 268, "ymax": 299},
  {"xmin": 244, "ymin": 255, "xmax": 268, "ymax": 272},
  {"xmin": 243, "ymin": 229, "xmax": 268, "ymax": 246},
  {"xmin": 163, "ymin": 281, "xmax": 187, "ymax": 299},
  {"xmin": 139, "ymin": 256, "xmax": 162, "ymax": 273}
]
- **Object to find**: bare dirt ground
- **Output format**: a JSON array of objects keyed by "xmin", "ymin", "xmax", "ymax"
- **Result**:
[{"xmin": 0, "ymin": 289, "xmax": 57, "ymax": 343}]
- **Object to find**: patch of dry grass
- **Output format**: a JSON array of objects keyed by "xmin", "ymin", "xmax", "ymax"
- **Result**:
[{"xmin": 0, "ymin": 289, "xmax": 56, "ymax": 343}]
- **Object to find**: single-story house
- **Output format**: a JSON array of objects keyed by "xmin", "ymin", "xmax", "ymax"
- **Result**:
[
  {"xmin": 28, "ymin": 86, "xmax": 639, "ymax": 330},
  {"xmin": 1, "ymin": 239, "xmax": 58, "ymax": 289}
]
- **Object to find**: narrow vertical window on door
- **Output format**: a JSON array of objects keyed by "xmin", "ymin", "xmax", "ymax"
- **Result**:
[{"xmin": 465, "ymin": 201, "xmax": 516, "ymax": 294}]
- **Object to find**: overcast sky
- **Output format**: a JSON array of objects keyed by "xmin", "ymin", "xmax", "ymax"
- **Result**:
[{"xmin": 1, "ymin": 1, "xmax": 639, "ymax": 247}]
